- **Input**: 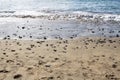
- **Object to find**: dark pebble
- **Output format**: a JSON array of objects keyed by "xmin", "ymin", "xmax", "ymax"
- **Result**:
[
  {"xmin": 26, "ymin": 48, "xmax": 31, "ymax": 50},
  {"xmin": 13, "ymin": 74, "xmax": 22, "ymax": 79},
  {"xmin": 0, "ymin": 70, "xmax": 9, "ymax": 73},
  {"xmin": 48, "ymin": 76, "xmax": 54, "ymax": 80},
  {"xmin": 11, "ymin": 50, "xmax": 16, "ymax": 52},
  {"xmin": 53, "ymin": 49, "xmax": 57, "ymax": 52},
  {"xmin": 45, "ymin": 65, "xmax": 51, "ymax": 67},
  {"xmin": 112, "ymin": 64, "xmax": 117, "ymax": 68},
  {"xmin": 18, "ymin": 36, "xmax": 22, "ymax": 39},
  {"xmin": 22, "ymin": 27, "xmax": 25, "ymax": 29},
  {"xmin": 44, "ymin": 37, "xmax": 47, "ymax": 40},
  {"xmin": 116, "ymin": 34, "xmax": 119, "ymax": 37}
]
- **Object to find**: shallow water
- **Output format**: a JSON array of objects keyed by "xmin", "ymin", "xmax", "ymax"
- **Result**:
[{"xmin": 0, "ymin": 18, "xmax": 120, "ymax": 40}]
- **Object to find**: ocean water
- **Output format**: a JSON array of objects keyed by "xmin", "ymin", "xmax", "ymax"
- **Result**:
[
  {"xmin": 0, "ymin": 0, "xmax": 120, "ymax": 14},
  {"xmin": 0, "ymin": 0, "xmax": 120, "ymax": 21}
]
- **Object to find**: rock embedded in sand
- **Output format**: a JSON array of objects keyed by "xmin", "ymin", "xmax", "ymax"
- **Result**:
[
  {"xmin": 47, "ymin": 76, "xmax": 54, "ymax": 80},
  {"xmin": 22, "ymin": 27, "xmax": 25, "ymax": 29},
  {"xmin": 18, "ymin": 36, "xmax": 22, "ymax": 39},
  {"xmin": 6, "ymin": 60, "xmax": 14, "ymax": 63},
  {"xmin": 53, "ymin": 49, "xmax": 57, "ymax": 52},
  {"xmin": 105, "ymin": 74, "xmax": 118, "ymax": 80},
  {"xmin": 116, "ymin": 34, "xmax": 119, "ymax": 37},
  {"xmin": 30, "ymin": 36, "xmax": 32, "ymax": 38},
  {"xmin": 13, "ymin": 74, "xmax": 22, "ymax": 79},
  {"xmin": 46, "ymin": 44, "xmax": 49, "ymax": 46},
  {"xmin": 38, "ymin": 60, "xmax": 46, "ymax": 65},
  {"xmin": 92, "ymin": 31, "xmax": 95, "ymax": 33},
  {"xmin": 45, "ymin": 65, "xmax": 51, "ymax": 67},
  {"xmin": 3, "ymin": 37, "xmax": 7, "ymax": 40},
  {"xmin": 30, "ymin": 44, "xmax": 35, "ymax": 48},
  {"xmin": 0, "ymin": 70, "xmax": 9, "ymax": 73},
  {"xmin": 112, "ymin": 64, "xmax": 117, "ymax": 68},
  {"xmin": 13, "ymin": 33, "xmax": 17, "ymax": 36},
  {"xmin": 11, "ymin": 50, "xmax": 16, "ymax": 52},
  {"xmin": 44, "ymin": 37, "xmax": 47, "ymax": 40},
  {"xmin": 3, "ymin": 53, "xmax": 6, "ymax": 55},
  {"xmin": 70, "ymin": 37, "xmax": 73, "ymax": 39},
  {"xmin": 54, "ymin": 58, "xmax": 59, "ymax": 60},
  {"xmin": 26, "ymin": 47, "xmax": 31, "ymax": 50}
]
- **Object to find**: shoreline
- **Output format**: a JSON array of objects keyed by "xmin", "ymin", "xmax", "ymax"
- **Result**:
[
  {"xmin": 0, "ymin": 18, "xmax": 120, "ymax": 40},
  {"xmin": 0, "ymin": 0, "xmax": 120, "ymax": 79},
  {"xmin": 0, "ymin": 15, "xmax": 120, "ymax": 80}
]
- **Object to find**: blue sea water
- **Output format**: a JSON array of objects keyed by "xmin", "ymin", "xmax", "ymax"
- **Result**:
[{"xmin": 0, "ymin": 0, "xmax": 120, "ymax": 14}]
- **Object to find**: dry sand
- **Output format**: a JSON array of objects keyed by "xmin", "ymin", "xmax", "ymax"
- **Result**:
[{"xmin": 0, "ymin": 37, "xmax": 120, "ymax": 80}]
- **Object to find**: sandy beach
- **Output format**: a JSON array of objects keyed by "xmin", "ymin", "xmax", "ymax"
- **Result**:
[
  {"xmin": 0, "ymin": 17, "xmax": 120, "ymax": 80},
  {"xmin": 0, "ymin": 0, "xmax": 120, "ymax": 80},
  {"xmin": 0, "ymin": 37, "xmax": 120, "ymax": 80}
]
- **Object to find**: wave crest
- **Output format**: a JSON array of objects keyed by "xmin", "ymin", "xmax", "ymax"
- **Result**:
[{"xmin": 0, "ymin": 11, "xmax": 120, "ymax": 22}]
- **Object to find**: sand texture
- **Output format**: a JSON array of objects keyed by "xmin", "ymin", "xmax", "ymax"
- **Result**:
[{"xmin": 0, "ymin": 37, "xmax": 120, "ymax": 80}]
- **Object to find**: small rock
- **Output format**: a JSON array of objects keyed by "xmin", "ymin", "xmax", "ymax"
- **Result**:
[{"xmin": 13, "ymin": 74, "xmax": 22, "ymax": 79}]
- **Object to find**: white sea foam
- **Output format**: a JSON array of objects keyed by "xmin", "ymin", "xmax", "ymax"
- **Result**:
[{"xmin": 0, "ymin": 10, "xmax": 120, "ymax": 22}]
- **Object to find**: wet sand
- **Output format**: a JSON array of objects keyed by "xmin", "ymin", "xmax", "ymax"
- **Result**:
[
  {"xmin": 0, "ymin": 18, "xmax": 120, "ymax": 40},
  {"xmin": 0, "ymin": 37, "xmax": 120, "ymax": 80}
]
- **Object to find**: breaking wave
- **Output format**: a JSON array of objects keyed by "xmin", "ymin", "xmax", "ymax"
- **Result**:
[{"xmin": 0, "ymin": 10, "xmax": 120, "ymax": 22}]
